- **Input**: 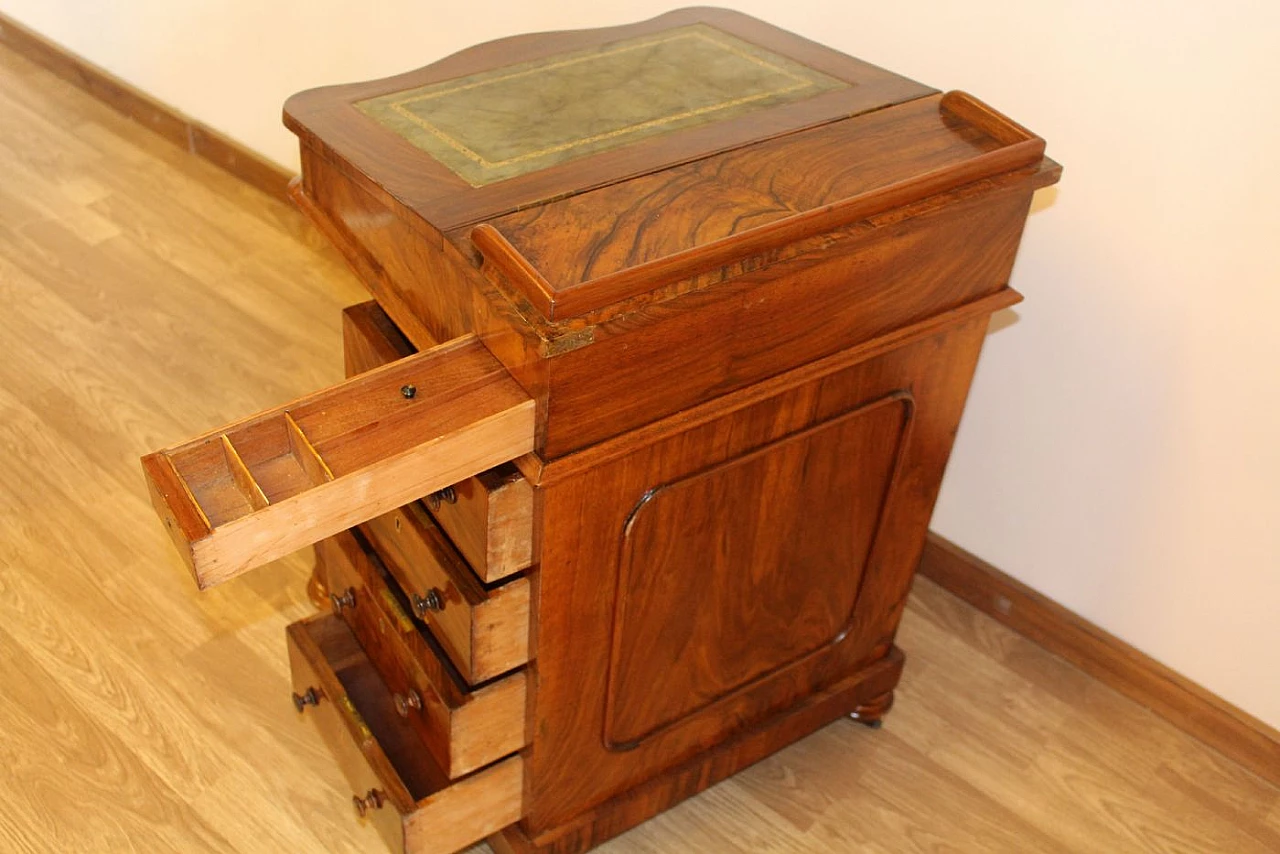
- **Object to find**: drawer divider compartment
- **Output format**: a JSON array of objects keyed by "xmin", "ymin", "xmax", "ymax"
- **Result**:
[{"xmin": 141, "ymin": 334, "xmax": 535, "ymax": 590}]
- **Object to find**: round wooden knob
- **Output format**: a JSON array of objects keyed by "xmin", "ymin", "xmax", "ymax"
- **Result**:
[
  {"xmin": 352, "ymin": 788, "xmax": 384, "ymax": 818},
  {"xmin": 329, "ymin": 587, "xmax": 356, "ymax": 614},
  {"xmin": 291, "ymin": 687, "xmax": 319, "ymax": 713},
  {"xmin": 426, "ymin": 486, "xmax": 457, "ymax": 511},
  {"xmin": 393, "ymin": 689, "xmax": 422, "ymax": 718},
  {"xmin": 411, "ymin": 588, "xmax": 444, "ymax": 617}
]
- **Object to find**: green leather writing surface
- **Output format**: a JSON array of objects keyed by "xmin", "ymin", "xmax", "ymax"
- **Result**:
[{"xmin": 356, "ymin": 24, "xmax": 848, "ymax": 187}]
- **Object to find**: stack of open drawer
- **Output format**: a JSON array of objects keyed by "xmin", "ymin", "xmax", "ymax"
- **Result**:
[
  {"xmin": 144, "ymin": 302, "xmax": 540, "ymax": 852},
  {"xmin": 293, "ymin": 303, "xmax": 536, "ymax": 853}
]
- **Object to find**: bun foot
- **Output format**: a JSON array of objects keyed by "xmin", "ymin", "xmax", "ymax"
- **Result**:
[{"xmin": 848, "ymin": 690, "xmax": 894, "ymax": 728}]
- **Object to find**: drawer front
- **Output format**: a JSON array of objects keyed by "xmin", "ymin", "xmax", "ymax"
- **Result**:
[
  {"xmin": 344, "ymin": 301, "xmax": 534, "ymax": 583},
  {"xmin": 318, "ymin": 531, "xmax": 528, "ymax": 778},
  {"xmin": 342, "ymin": 300, "xmax": 415, "ymax": 380},
  {"xmin": 288, "ymin": 613, "xmax": 525, "ymax": 854},
  {"xmin": 361, "ymin": 504, "xmax": 530, "ymax": 684},
  {"xmin": 142, "ymin": 334, "xmax": 535, "ymax": 589},
  {"xmin": 424, "ymin": 464, "xmax": 532, "ymax": 583}
]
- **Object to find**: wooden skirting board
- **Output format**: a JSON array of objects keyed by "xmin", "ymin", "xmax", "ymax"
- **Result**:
[
  {"xmin": 918, "ymin": 533, "xmax": 1280, "ymax": 788},
  {"xmin": 6, "ymin": 4, "xmax": 1274, "ymax": 795},
  {"xmin": 0, "ymin": 11, "xmax": 293, "ymax": 201}
]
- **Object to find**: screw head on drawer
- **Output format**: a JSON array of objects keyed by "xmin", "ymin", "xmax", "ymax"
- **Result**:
[
  {"xmin": 329, "ymin": 587, "xmax": 356, "ymax": 614},
  {"xmin": 411, "ymin": 588, "xmax": 444, "ymax": 617},
  {"xmin": 352, "ymin": 788, "xmax": 385, "ymax": 818},
  {"xmin": 393, "ymin": 689, "xmax": 422, "ymax": 718},
  {"xmin": 291, "ymin": 687, "xmax": 319, "ymax": 713},
  {"xmin": 400, "ymin": 384, "xmax": 416, "ymax": 399}
]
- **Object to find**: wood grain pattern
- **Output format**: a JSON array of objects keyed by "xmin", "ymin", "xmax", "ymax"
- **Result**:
[
  {"xmin": 501, "ymin": 649, "xmax": 906, "ymax": 854},
  {"xmin": 429, "ymin": 467, "xmax": 535, "ymax": 583},
  {"xmin": 918, "ymin": 533, "xmax": 1280, "ymax": 789},
  {"xmin": 536, "ymin": 181, "xmax": 1041, "ymax": 458},
  {"xmin": 288, "ymin": 615, "xmax": 425, "ymax": 813},
  {"xmin": 296, "ymin": 159, "xmax": 552, "ymax": 426},
  {"xmin": 4, "ymin": 33, "xmax": 1276, "ymax": 854},
  {"xmin": 304, "ymin": 31, "xmax": 1063, "ymax": 846},
  {"xmin": 532, "ymin": 288, "xmax": 1021, "ymax": 488},
  {"xmin": 343, "ymin": 299, "xmax": 417, "ymax": 379},
  {"xmin": 317, "ymin": 531, "xmax": 527, "ymax": 779},
  {"xmin": 290, "ymin": 33, "xmax": 1058, "ymax": 465},
  {"xmin": 604, "ymin": 394, "xmax": 911, "ymax": 748},
  {"xmin": 300, "ymin": 127, "xmax": 1052, "ymax": 460},
  {"xmin": 473, "ymin": 92, "xmax": 1044, "ymax": 319},
  {"xmin": 141, "ymin": 337, "xmax": 535, "ymax": 588},
  {"xmin": 527, "ymin": 316, "xmax": 994, "ymax": 832}
]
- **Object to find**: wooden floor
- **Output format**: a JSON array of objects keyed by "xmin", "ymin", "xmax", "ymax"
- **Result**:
[{"xmin": 0, "ymin": 41, "xmax": 1276, "ymax": 854}]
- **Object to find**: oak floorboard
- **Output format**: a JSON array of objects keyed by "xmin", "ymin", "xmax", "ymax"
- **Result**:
[{"xmin": 0, "ymin": 37, "xmax": 1275, "ymax": 854}]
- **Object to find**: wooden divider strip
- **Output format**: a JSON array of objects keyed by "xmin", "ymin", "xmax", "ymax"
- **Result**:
[
  {"xmin": 220, "ymin": 435, "xmax": 269, "ymax": 511},
  {"xmin": 285, "ymin": 411, "xmax": 335, "ymax": 484}
]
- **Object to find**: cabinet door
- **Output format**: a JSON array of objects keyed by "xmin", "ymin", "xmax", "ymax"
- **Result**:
[
  {"xmin": 604, "ymin": 394, "xmax": 910, "ymax": 748},
  {"xmin": 526, "ymin": 314, "xmax": 991, "ymax": 831}
]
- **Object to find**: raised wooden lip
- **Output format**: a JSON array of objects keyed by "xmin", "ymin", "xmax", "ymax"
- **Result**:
[{"xmin": 471, "ymin": 91, "xmax": 1049, "ymax": 321}]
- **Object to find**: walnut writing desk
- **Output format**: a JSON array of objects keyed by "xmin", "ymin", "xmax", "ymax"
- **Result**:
[{"xmin": 141, "ymin": 8, "xmax": 1059, "ymax": 853}]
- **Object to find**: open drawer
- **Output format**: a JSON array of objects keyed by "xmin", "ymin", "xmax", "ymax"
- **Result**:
[
  {"xmin": 288, "ymin": 613, "xmax": 524, "ymax": 854},
  {"xmin": 317, "ymin": 530, "xmax": 527, "ymax": 777},
  {"xmin": 362, "ymin": 503, "xmax": 529, "ymax": 684},
  {"xmin": 141, "ymin": 335, "xmax": 535, "ymax": 589},
  {"xmin": 344, "ymin": 301, "xmax": 534, "ymax": 583},
  {"xmin": 422, "ymin": 464, "xmax": 533, "ymax": 583}
]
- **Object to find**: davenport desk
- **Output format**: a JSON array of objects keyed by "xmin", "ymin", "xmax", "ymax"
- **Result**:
[{"xmin": 141, "ymin": 8, "xmax": 1059, "ymax": 853}]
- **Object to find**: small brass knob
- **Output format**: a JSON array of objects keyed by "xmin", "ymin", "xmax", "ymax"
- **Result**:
[
  {"xmin": 426, "ymin": 486, "xmax": 457, "ymax": 510},
  {"xmin": 329, "ymin": 587, "xmax": 356, "ymax": 614},
  {"xmin": 291, "ymin": 687, "xmax": 319, "ymax": 713},
  {"xmin": 411, "ymin": 588, "xmax": 444, "ymax": 617},
  {"xmin": 352, "ymin": 788, "xmax": 384, "ymax": 818},
  {"xmin": 393, "ymin": 689, "xmax": 422, "ymax": 718}
]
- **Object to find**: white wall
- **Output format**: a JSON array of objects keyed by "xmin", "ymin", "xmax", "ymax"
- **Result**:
[{"xmin": 5, "ymin": 0, "xmax": 1277, "ymax": 730}]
